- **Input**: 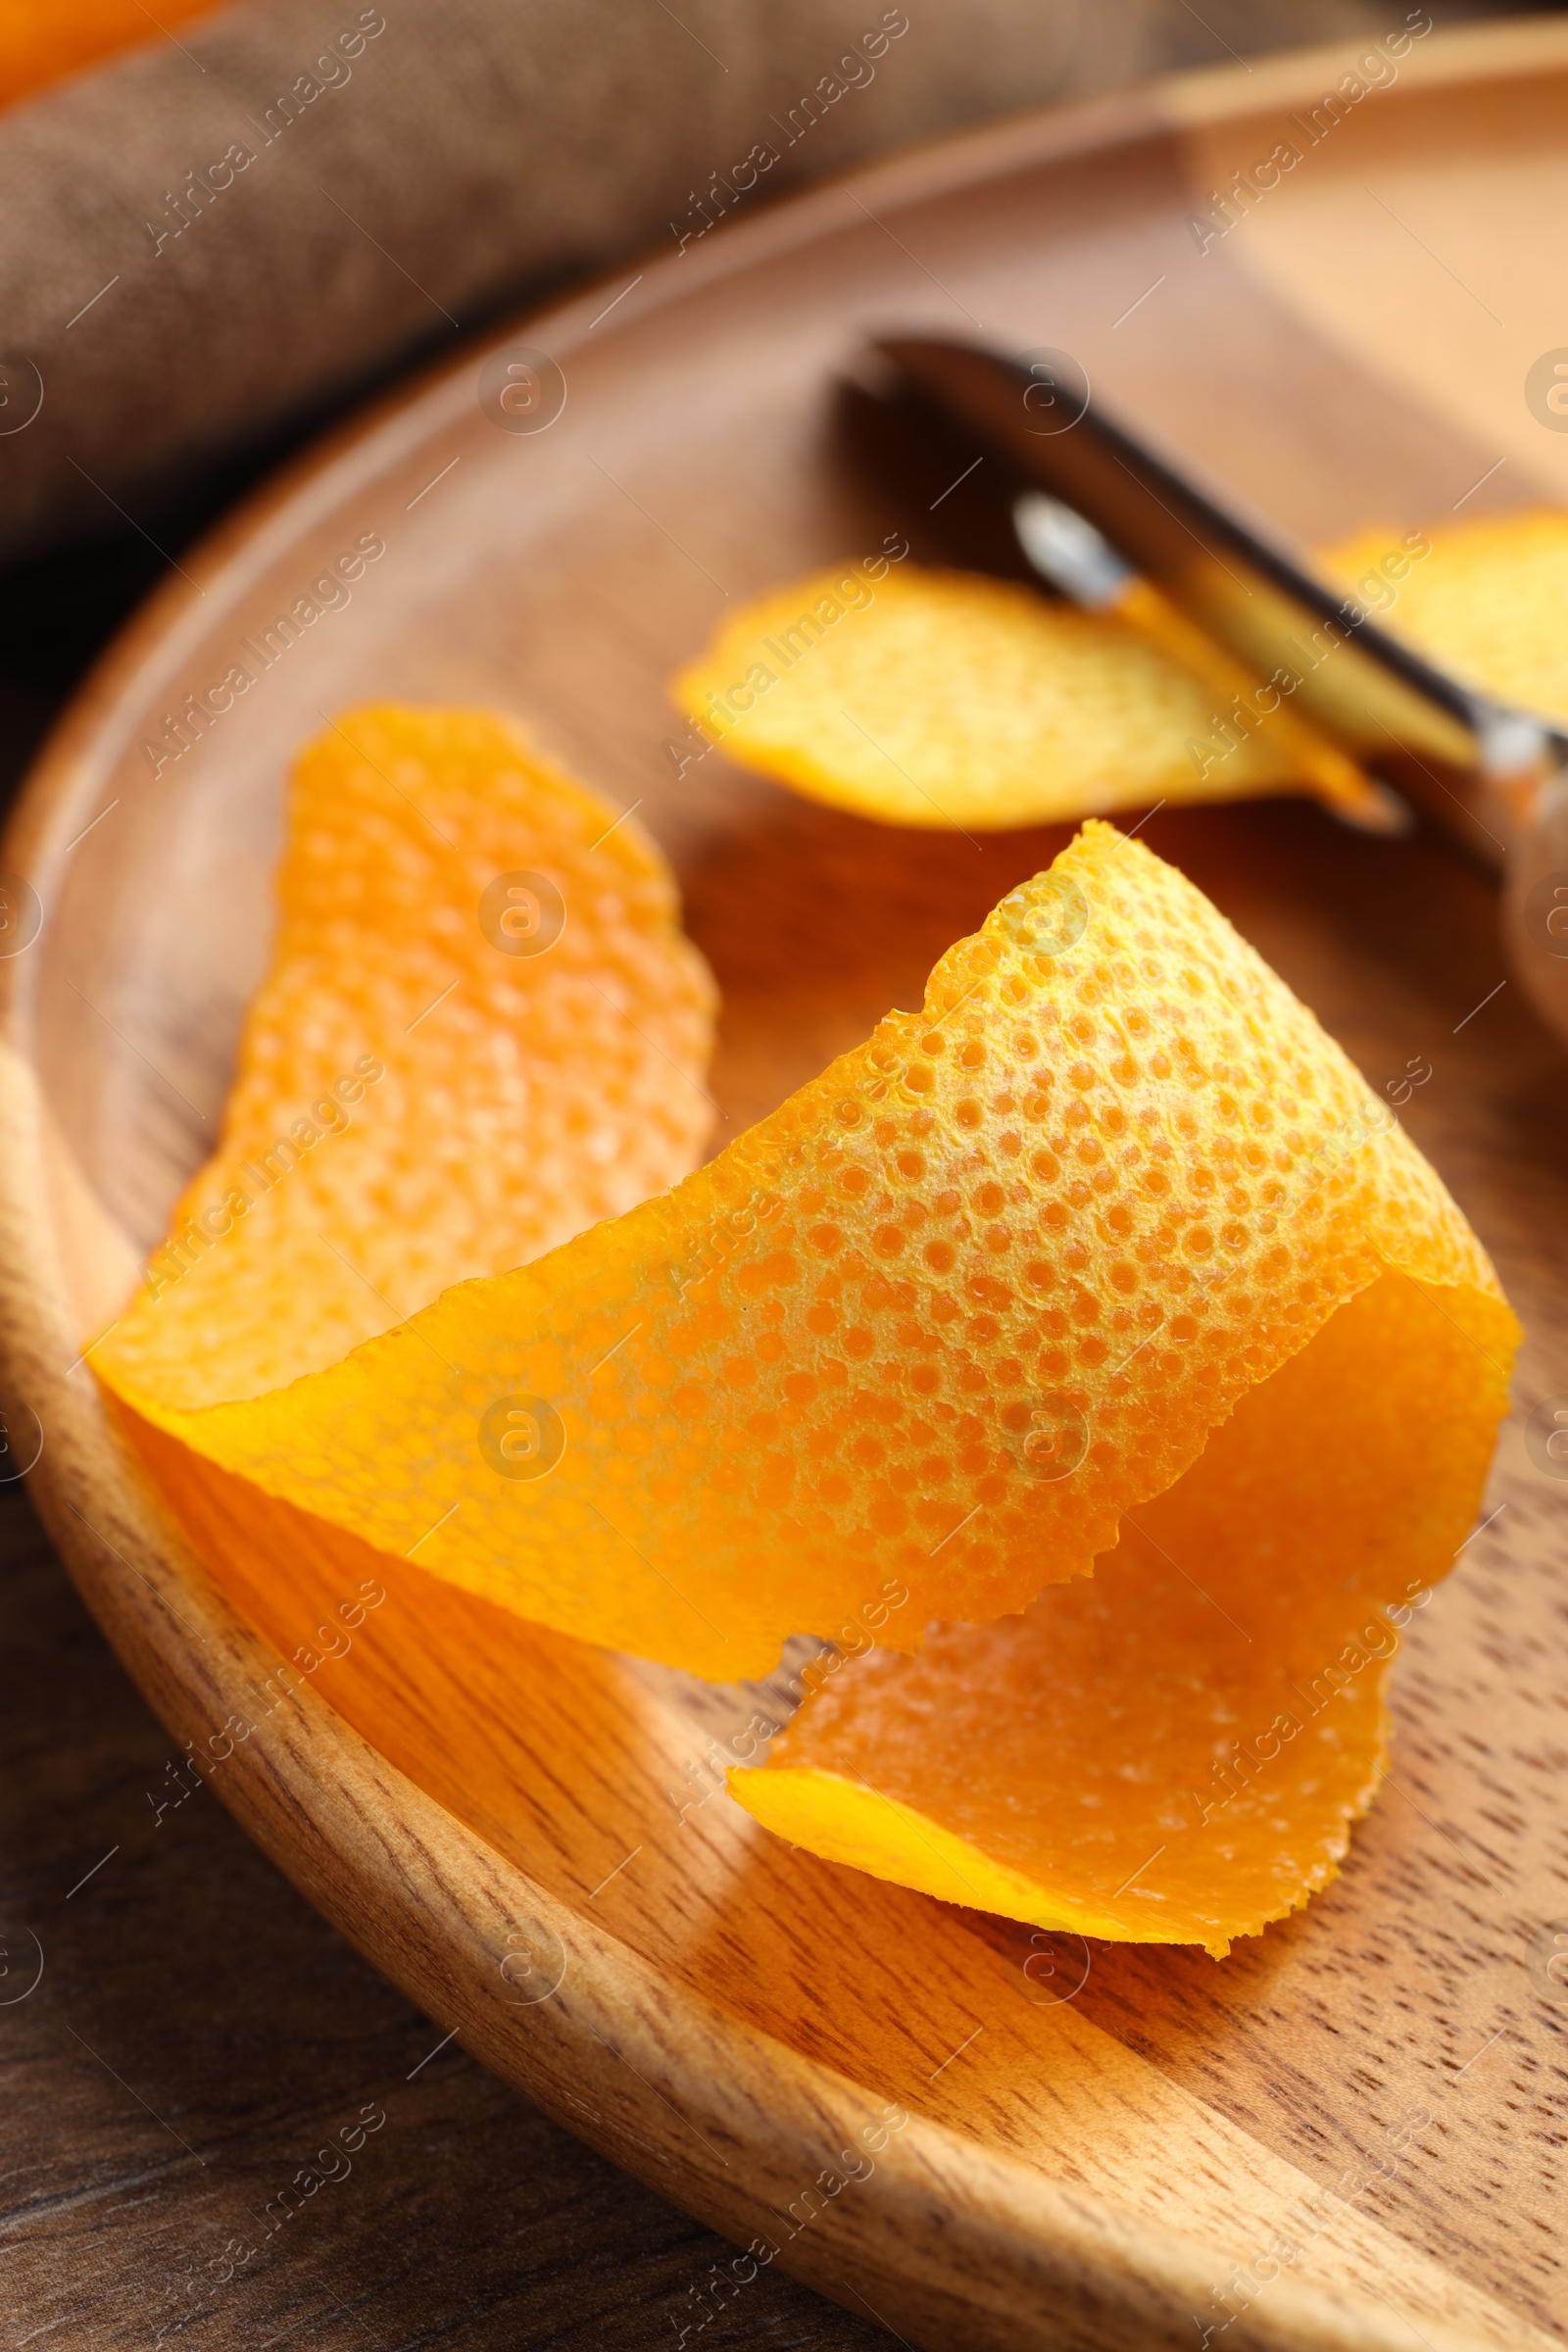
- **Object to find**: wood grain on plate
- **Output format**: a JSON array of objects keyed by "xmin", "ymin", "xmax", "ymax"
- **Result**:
[
  {"xmin": 2, "ymin": 24, "xmax": 1567, "ymax": 2350},
  {"xmin": 0, "ymin": 1488, "xmax": 896, "ymax": 2352}
]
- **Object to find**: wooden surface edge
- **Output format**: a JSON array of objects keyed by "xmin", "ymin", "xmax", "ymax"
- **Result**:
[
  {"xmin": 4, "ymin": 25, "xmax": 1568, "ymax": 2346},
  {"xmin": 0, "ymin": 1052, "xmax": 1553, "ymax": 2352},
  {"xmin": 1152, "ymin": 11, "xmax": 1568, "ymax": 126},
  {"xmin": 11, "ymin": 11, "xmax": 1568, "ymax": 940}
]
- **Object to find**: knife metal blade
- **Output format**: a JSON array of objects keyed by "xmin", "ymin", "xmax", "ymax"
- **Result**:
[
  {"xmin": 874, "ymin": 335, "xmax": 1568, "ymax": 871},
  {"xmin": 863, "ymin": 334, "xmax": 1568, "ymax": 1050}
]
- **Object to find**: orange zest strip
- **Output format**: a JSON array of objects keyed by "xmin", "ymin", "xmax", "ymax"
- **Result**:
[
  {"xmin": 670, "ymin": 563, "xmax": 1384, "ymax": 831},
  {"xmin": 97, "ymin": 705, "xmax": 717, "ymax": 1408},
  {"xmin": 732, "ymin": 1264, "xmax": 1510, "ymax": 1955},
  {"xmin": 99, "ymin": 809, "xmax": 1516, "ymax": 1697}
]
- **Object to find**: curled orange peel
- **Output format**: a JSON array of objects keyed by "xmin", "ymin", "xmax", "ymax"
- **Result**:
[
  {"xmin": 100, "ymin": 790, "xmax": 1516, "ymax": 1761},
  {"xmin": 670, "ymin": 562, "xmax": 1384, "ymax": 831},
  {"xmin": 732, "ymin": 1266, "xmax": 1506, "ymax": 1954}
]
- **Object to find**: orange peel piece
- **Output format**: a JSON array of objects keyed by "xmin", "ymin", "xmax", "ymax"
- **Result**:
[
  {"xmin": 99, "ymin": 815, "xmax": 1516, "ymax": 1704},
  {"xmin": 99, "ymin": 704, "xmax": 717, "ymax": 1406},
  {"xmin": 671, "ymin": 563, "xmax": 1381, "ymax": 830},
  {"xmin": 732, "ymin": 1265, "xmax": 1506, "ymax": 1955},
  {"xmin": 1322, "ymin": 507, "xmax": 1568, "ymax": 724}
]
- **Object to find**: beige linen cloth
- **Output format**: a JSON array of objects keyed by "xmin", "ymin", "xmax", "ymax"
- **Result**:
[{"xmin": 0, "ymin": 0, "xmax": 1462, "ymax": 562}]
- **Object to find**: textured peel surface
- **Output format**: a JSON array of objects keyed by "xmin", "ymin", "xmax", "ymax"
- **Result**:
[
  {"xmin": 732, "ymin": 1266, "xmax": 1512, "ymax": 1955},
  {"xmin": 99, "ymin": 816, "xmax": 1514, "ymax": 1697},
  {"xmin": 671, "ymin": 564, "xmax": 1379, "ymax": 829},
  {"xmin": 1322, "ymin": 508, "xmax": 1568, "ymax": 723},
  {"xmin": 96, "ymin": 705, "xmax": 716, "ymax": 1407}
]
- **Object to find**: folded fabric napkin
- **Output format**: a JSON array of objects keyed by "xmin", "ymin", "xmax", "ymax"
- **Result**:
[{"xmin": 0, "ymin": 0, "xmax": 1135, "ymax": 564}]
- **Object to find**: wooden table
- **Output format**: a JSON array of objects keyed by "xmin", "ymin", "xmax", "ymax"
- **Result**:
[
  {"xmin": 0, "ymin": 6, "xmax": 1550, "ymax": 2344},
  {"xmin": 0, "ymin": 1485, "xmax": 880, "ymax": 2351},
  {"xmin": 0, "ymin": 510, "xmax": 877, "ymax": 2352}
]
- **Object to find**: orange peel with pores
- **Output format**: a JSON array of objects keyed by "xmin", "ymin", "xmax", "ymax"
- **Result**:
[
  {"xmin": 670, "ymin": 563, "xmax": 1384, "ymax": 830},
  {"xmin": 731, "ymin": 1267, "xmax": 1503, "ymax": 1955},
  {"xmin": 97, "ymin": 705, "xmax": 717, "ymax": 1408},
  {"xmin": 99, "ymin": 804, "xmax": 1516, "ymax": 1764}
]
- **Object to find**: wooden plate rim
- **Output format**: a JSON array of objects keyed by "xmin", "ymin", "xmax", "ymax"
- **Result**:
[{"xmin": 3, "ymin": 26, "xmax": 1564, "ymax": 2350}]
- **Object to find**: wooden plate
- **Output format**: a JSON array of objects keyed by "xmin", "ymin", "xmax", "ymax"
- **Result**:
[{"xmin": 5, "ymin": 23, "xmax": 1568, "ymax": 2348}]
